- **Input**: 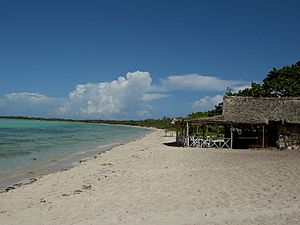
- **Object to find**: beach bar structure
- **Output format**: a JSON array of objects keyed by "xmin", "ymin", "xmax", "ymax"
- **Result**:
[{"xmin": 175, "ymin": 96, "xmax": 300, "ymax": 149}]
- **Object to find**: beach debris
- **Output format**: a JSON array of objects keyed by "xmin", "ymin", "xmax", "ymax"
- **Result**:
[
  {"xmin": 82, "ymin": 184, "xmax": 92, "ymax": 190},
  {"xmin": 74, "ymin": 189, "xmax": 83, "ymax": 194},
  {"xmin": 5, "ymin": 187, "xmax": 15, "ymax": 192},
  {"xmin": 31, "ymin": 158, "xmax": 37, "ymax": 160},
  {"xmin": 29, "ymin": 178, "xmax": 37, "ymax": 183},
  {"xmin": 40, "ymin": 199, "xmax": 46, "ymax": 203},
  {"xmin": 62, "ymin": 193, "xmax": 70, "ymax": 197},
  {"xmin": 100, "ymin": 163, "xmax": 113, "ymax": 166},
  {"xmin": 13, "ymin": 183, "xmax": 23, "ymax": 187},
  {"xmin": 0, "ymin": 210, "xmax": 6, "ymax": 214}
]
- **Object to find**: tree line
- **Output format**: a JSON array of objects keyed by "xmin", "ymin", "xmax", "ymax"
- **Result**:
[
  {"xmin": 188, "ymin": 61, "xmax": 300, "ymax": 119},
  {"xmin": 0, "ymin": 116, "xmax": 173, "ymax": 129}
]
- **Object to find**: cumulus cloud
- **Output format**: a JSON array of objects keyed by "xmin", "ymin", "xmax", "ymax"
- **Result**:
[
  {"xmin": 192, "ymin": 95, "xmax": 223, "ymax": 111},
  {"xmin": 57, "ymin": 71, "xmax": 153, "ymax": 119},
  {"xmin": 0, "ymin": 71, "xmax": 251, "ymax": 119},
  {"xmin": 158, "ymin": 74, "xmax": 249, "ymax": 92},
  {"xmin": 0, "ymin": 92, "xmax": 64, "ymax": 117}
]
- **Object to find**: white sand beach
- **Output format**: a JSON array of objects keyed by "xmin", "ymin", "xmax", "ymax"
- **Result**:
[{"xmin": 0, "ymin": 129, "xmax": 300, "ymax": 225}]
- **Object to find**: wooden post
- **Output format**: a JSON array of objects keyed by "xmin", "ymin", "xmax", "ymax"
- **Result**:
[
  {"xmin": 262, "ymin": 125, "xmax": 265, "ymax": 148},
  {"xmin": 230, "ymin": 124, "xmax": 233, "ymax": 149},
  {"xmin": 186, "ymin": 120, "xmax": 189, "ymax": 147},
  {"xmin": 206, "ymin": 124, "xmax": 208, "ymax": 136}
]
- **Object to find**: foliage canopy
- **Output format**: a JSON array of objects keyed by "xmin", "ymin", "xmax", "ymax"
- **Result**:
[
  {"xmin": 230, "ymin": 61, "xmax": 300, "ymax": 97},
  {"xmin": 189, "ymin": 61, "xmax": 300, "ymax": 119}
]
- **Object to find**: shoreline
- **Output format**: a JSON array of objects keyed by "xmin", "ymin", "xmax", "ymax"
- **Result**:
[
  {"xmin": 1, "ymin": 129, "xmax": 300, "ymax": 225},
  {"xmin": 0, "ymin": 128, "xmax": 154, "ymax": 193}
]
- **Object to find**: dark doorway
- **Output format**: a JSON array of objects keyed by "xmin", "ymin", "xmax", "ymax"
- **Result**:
[{"xmin": 267, "ymin": 121, "xmax": 278, "ymax": 147}]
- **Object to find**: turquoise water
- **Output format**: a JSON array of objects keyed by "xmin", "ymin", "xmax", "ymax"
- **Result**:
[{"xmin": 0, "ymin": 119, "xmax": 150, "ymax": 186}]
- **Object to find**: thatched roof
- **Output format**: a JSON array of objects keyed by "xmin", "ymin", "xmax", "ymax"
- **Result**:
[
  {"xmin": 187, "ymin": 96, "xmax": 300, "ymax": 125},
  {"xmin": 223, "ymin": 96, "xmax": 300, "ymax": 124},
  {"xmin": 187, "ymin": 115, "xmax": 226, "ymax": 124}
]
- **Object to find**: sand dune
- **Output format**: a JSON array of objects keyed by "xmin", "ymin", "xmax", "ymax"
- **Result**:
[{"xmin": 0, "ymin": 129, "xmax": 300, "ymax": 225}]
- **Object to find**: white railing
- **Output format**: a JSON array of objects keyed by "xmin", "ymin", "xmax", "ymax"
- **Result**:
[{"xmin": 177, "ymin": 135, "xmax": 231, "ymax": 148}]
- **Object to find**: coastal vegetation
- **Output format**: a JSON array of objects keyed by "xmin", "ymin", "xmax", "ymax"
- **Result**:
[
  {"xmin": 189, "ymin": 60, "xmax": 300, "ymax": 120},
  {"xmin": 0, "ymin": 116, "xmax": 173, "ymax": 129},
  {"xmin": 228, "ymin": 60, "xmax": 300, "ymax": 98}
]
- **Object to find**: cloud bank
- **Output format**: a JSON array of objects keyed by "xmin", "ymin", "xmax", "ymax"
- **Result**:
[
  {"xmin": 0, "ymin": 71, "xmax": 250, "ymax": 119},
  {"xmin": 159, "ymin": 74, "xmax": 248, "ymax": 92},
  {"xmin": 0, "ymin": 92, "xmax": 64, "ymax": 117}
]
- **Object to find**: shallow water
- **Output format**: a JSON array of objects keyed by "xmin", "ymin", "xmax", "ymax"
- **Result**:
[{"xmin": 0, "ymin": 119, "xmax": 150, "ymax": 189}]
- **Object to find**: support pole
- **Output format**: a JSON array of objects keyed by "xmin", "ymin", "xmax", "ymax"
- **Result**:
[
  {"xmin": 186, "ymin": 120, "xmax": 189, "ymax": 147},
  {"xmin": 230, "ymin": 124, "xmax": 233, "ymax": 149},
  {"xmin": 206, "ymin": 124, "xmax": 208, "ymax": 136},
  {"xmin": 262, "ymin": 125, "xmax": 265, "ymax": 148}
]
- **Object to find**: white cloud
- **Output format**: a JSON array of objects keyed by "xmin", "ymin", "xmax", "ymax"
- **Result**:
[
  {"xmin": 192, "ymin": 95, "xmax": 223, "ymax": 111},
  {"xmin": 159, "ymin": 74, "xmax": 249, "ymax": 92},
  {"xmin": 0, "ymin": 92, "xmax": 64, "ymax": 117},
  {"xmin": 0, "ymin": 71, "xmax": 251, "ymax": 119},
  {"xmin": 57, "ymin": 71, "xmax": 152, "ymax": 119},
  {"xmin": 5, "ymin": 92, "xmax": 49, "ymax": 101},
  {"xmin": 142, "ymin": 93, "xmax": 171, "ymax": 101}
]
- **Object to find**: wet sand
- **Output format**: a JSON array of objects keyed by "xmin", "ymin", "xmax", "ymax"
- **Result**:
[{"xmin": 0, "ymin": 129, "xmax": 300, "ymax": 225}]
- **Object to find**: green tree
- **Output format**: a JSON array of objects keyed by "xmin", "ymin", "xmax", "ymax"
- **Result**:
[
  {"xmin": 263, "ymin": 61, "xmax": 300, "ymax": 97},
  {"xmin": 227, "ymin": 61, "xmax": 300, "ymax": 97},
  {"xmin": 187, "ymin": 102, "xmax": 223, "ymax": 119},
  {"xmin": 230, "ymin": 82, "xmax": 269, "ymax": 97}
]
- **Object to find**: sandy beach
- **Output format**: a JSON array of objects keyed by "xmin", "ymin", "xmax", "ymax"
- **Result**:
[{"xmin": 0, "ymin": 129, "xmax": 300, "ymax": 225}]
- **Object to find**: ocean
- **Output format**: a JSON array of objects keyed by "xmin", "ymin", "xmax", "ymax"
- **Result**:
[{"xmin": 0, "ymin": 118, "xmax": 150, "ymax": 190}]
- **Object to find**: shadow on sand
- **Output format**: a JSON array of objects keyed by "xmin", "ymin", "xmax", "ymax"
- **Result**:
[{"xmin": 163, "ymin": 142, "xmax": 182, "ymax": 147}]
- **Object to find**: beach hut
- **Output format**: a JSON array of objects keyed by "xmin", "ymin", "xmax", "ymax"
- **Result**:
[{"xmin": 176, "ymin": 96, "xmax": 300, "ymax": 149}]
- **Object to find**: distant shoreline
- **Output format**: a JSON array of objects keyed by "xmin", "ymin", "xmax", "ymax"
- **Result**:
[{"xmin": 0, "ymin": 116, "xmax": 172, "ymax": 129}]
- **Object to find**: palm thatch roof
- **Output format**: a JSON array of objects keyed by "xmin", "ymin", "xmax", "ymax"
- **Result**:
[
  {"xmin": 187, "ymin": 115, "xmax": 226, "ymax": 124},
  {"xmin": 223, "ymin": 96, "xmax": 300, "ymax": 124},
  {"xmin": 187, "ymin": 96, "xmax": 300, "ymax": 125}
]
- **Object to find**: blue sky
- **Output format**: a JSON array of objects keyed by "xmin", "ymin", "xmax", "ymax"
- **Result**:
[{"xmin": 0, "ymin": 0, "xmax": 299, "ymax": 119}]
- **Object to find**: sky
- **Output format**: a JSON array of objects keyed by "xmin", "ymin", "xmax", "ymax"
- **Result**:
[{"xmin": 0, "ymin": 0, "xmax": 299, "ymax": 119}]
